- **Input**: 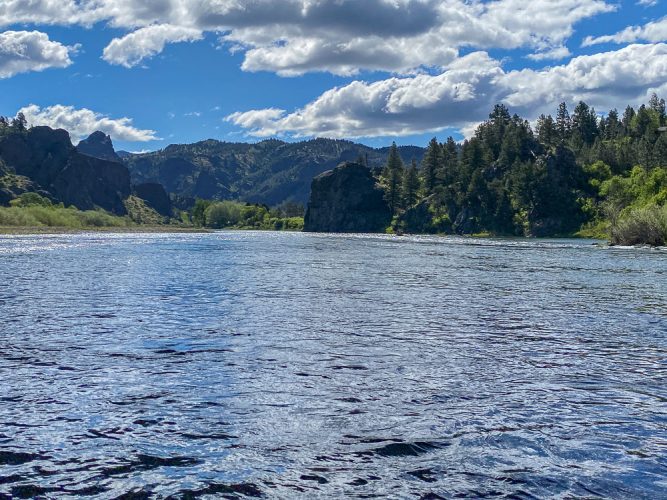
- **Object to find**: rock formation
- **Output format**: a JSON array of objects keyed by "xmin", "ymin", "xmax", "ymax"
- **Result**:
[
  {"xmin": 133, "ymin": 182, "xmax": 172, "ymax": 216},
  {"xmin": 77, "ymin": 131, "xmax": 122, "ymax": 163},
  {"xmin": 0, "ymin": 127, "xmax": 131, "ymax": 214},
  {"xmin": 304, "ymin": 162, "xmax": 392, "ymax": 233}
]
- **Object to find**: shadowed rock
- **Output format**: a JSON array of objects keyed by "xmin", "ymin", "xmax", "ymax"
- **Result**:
[
  {"xmin": 0, "ymin": 127, "xmax": 131, "ymax": 214},
  {"xmin": 304, "ymin": 162, "xmax": 391, "ymax": 233},
  {"xmin": 77, "ymin": 131, "xmax": 122, "ymax": 163}
]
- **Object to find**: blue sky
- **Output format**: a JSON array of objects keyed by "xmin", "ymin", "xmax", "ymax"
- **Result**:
[{"xmin": 0, "ymin": 0, "xmax": 665, "ymax": 151}]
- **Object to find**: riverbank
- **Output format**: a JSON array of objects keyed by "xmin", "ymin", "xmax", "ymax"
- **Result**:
[{"xmin": 0, "ymin": 226, "xmax": 212, "ymax": 235}]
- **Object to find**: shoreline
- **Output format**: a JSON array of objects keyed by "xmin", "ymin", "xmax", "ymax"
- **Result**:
[{"xmin": 0, "ymin": 226, "xmax": 213, "ymax": 235}]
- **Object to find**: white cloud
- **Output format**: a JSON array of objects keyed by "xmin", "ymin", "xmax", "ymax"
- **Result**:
[
  {"xmin": 526, "ymin": 46, "xmax": 572, "ymax": 61},
  {"xmin": 227, "ymin": 43, "xmax": 667, "ymax": 138},
  {"xmin": 102, "ymin": 24, "xmax": 203, "ymax": 67},
  {"xmin": 18, "ymin": 104, "xmax": 159, "ymax": 142},
  {"xmin": 582, "ymin": 15, "xmax": 667, "ymax": 46},
  {"xmin": 226, "ymin": 52, "xmax": 504, "ymax": 137},
  {"xmin": 0, "ymin": 30, "xmax": 73, "ymax": 78},
  {"xmin": 0, "ymin": 0, "xmax": 617, "ymax": 75}
]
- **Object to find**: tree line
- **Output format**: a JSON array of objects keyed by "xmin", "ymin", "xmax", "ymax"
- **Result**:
[{"xmin": 374, "ymin": 94, "xmax": 667, "ymax": 239}]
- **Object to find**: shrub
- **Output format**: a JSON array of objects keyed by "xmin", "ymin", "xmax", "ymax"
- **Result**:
[{"xmin": 611, "ymin": 205, "xmax": 667, "ymax": 246}]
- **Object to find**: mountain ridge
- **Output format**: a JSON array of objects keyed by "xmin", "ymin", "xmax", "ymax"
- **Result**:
[{"xmin": 123, "ymin": 137, "xmax": 425, "ymax": 206}]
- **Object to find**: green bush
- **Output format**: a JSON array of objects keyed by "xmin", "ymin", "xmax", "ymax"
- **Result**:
[
  {"xmin": 199, "ymin": 200, "xmax": 303, "ymax": 231},
  {"xmin": 611, "ymin": 205, "xmax": 667, "ymax": 246}
]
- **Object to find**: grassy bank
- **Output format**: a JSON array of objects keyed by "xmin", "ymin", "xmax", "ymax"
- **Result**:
[{"xmin": 0, "ymin": 193, "xmax": 209, "ymax": 234}]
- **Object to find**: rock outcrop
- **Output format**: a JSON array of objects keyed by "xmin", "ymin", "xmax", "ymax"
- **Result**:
[
  {"xmin": 0, "ymin": 127, "xmax": 131, "ymax": 213},
  {"xmin": 77, "ymin": 131, "xmax": 122, "ymax": 163},
  {"xmin": 133, "ymin": 182, "xmax": 172, "ymax": 216},
  {"xmin": 304, "ymin": 162, "xmax": 391, "ymax": 233}
]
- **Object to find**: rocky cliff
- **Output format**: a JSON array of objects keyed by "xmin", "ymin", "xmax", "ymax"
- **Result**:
[
  {"xmin": 0, "ymin": 127, "xmax": 131, "ymax": 214},
  {"xmin": 133, "ymin": 182, "xmax": 172, "ymax": 216},
  {"xmin": 304, "ymin": 162, "xmax": 392, "ymax": 233},
  {"xmin": 77, "ymin": 131, "xmax": 123, "ymax": 163}
]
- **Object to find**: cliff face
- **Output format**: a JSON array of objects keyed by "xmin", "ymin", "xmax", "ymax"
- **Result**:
[
  {"xmin": 304, "ymin": 162, "xmax": 392, "ymax": 233},
  {"xmin": 133, "ymin": 182, "xmax": 172, "ymax": 216},
  {"xmin": 77, "ymin": 131, "xmax": 123, "ymax": 163},
  {"xmin": 0, "ymin": 127, "xmax": 131, "ymax": 214}
]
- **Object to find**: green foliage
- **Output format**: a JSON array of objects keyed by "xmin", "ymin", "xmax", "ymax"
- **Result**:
[
  {"xmin": 10, "ymin": 192, "xmax": 53, "ymax": 208},
  {"xmin": 381, "ymin": 94, "xmax": 667, "ymax": 243},
  {"xmin": 192, "ymin": 199, "xmax": 213, "ymax": 227},
  {"xmin": 380, "ymin": 142, "xmax": 405, "ymax": 214},
  {"xmin": 124, "ymin": 195, "xmax": 166, "ymax": 225},
  {"xmin": 611, "ymin": 205, "xmax": 667, "ymax": 246},
  {"xmin": 200, "ymin": 199, "xmax": 303, "ymax": 231},
  {"xmin": 402, "ymin": 159, "xmax": 420, "ymax": 209},
  {"xmin": 0, "ymin": 203, "xmax": 130, "ymax": 228}
]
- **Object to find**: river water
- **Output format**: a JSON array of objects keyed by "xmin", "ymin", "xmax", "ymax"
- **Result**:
[{"xmin": 1, "ymin": 232, "xmax": 666, "ymax": 498}]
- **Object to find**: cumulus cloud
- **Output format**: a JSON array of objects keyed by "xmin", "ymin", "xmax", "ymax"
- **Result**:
[
  {"xmin": 526, "ymin": 46, "xmax": 572, "ymax": 61},
  {"xmin": 0, "ymin": 30, "xmax": 73, "ymax": 78},
  {"xmin": 227, "ymin": 43, "xmax": 667, "ymax": 138},
  {"xmin": 0, "ymin": 0, "xmax": 617, "ymax": 75},
  {"xmin": 18, "ymin": 104, "xmax": 159, "ymax": 142},
  {"xmin": 582, "ymin": 15, "xmax": 667, "ymax": 46},
  {"xmin": 226, "ymin": 52, "xmax": 505, "ymax": 137},
  {"xmin": 102, "ymin": 24, "xmax": 203, "ymax": 67}
]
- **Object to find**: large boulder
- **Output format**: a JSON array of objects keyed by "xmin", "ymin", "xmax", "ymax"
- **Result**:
[
  {"xmin": 133, "ymin": 182, "xmax": 172, "ymax": 216},
  {"xmin": 77, "ymin": 131, "xmax": 122, "ymax": 163},
  {"xmin": 304, "ymin": 162, "xmax": 391, "ymax": 233}
]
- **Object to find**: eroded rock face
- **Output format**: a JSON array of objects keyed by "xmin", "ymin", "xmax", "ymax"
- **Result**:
[
  {"xmin": 133, "ymin": 182, "xmax": 172, "ymax": 216},
  {"xmin": 304, "ymin": 162, "xmax": 391, "ymax": 233},
  {"xmin": 77, "ymin": 131, "xmax": 122, "ymax": 163},
  {"xmin": 0, "ymin": 127, "xmax": 131, "ymax": 214}
]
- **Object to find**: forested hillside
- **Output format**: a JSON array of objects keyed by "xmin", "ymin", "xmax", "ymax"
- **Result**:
[
  {"xmin": 124, "ymin": 138, "xmax": 424, "ymax": 207},
  {"xmin": 374, "ymin": 95, "xmax": 667, "ymax": 242}
]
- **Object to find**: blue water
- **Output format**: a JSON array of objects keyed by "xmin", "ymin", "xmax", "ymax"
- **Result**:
[{"xmin": 1, "ymin": 231, "xmax": 666, "ymax": 498}]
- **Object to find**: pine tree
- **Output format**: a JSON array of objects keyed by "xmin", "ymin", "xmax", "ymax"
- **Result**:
[
  {"xmin": 440, "ymin": 136, "xmax": 458, "ymax": 186},
  {"xmin": 556, "ymin": 102, "xmax": 571, "ymax": 143},
  {"xmin": 421, "ymin": 137, "xmax": 441, "ymax": 195},
  {"xmin": 381, "ymin": 142, "xmax": 405, "ymax": 214},
  {"xmin": 402, "ymin": 159, "xmax": 420, "ymax": 208},
  {"xmin": 536, "ymin": 114, "xmax": 557, "ymax": 149}
]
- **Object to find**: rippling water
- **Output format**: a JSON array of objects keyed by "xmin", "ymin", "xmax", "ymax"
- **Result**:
[{"xmin": 1, "ymin": 231, "xmax": 666, "ymax": 498}]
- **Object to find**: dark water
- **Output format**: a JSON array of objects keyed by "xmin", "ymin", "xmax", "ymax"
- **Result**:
[{"xmin": 1, "ymin": 232, "xmax": 666, "ymax": 499}]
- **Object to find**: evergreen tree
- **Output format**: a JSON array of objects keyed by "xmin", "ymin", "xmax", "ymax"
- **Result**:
[
  {"xmin": 440, "ymin": 136, "xmax": 458, "ymax": 186},
  {"xmin": 556, "ymin": 102, "xmax": 571, "ymax": 143},
  {"xmin": 536, "ymin": 114, "xmax": 557, "ymax": 149},
  {"xmin": 381, "ymin": 142, "xmax": 405, "ymax": 214},
  {"xmin": 571, "ymin": 101, "xmax": 599, "ymax": 146},
  {"xmin": 421, "ymin": 137, "xmax": 441, "ymax": 195},
  {"xmin": 649, "ymin": 92, "xmax": 666, "ymax": 124},
  {"xmin": 622, "ymin": 106, "xmax": 636, "ymax": 134},
  {"xmin": 402, "ymin": 159, "xmax": 420, "ymax": 208},
  {"xmin": 11, "ymin": 112, "xmax": 27, "ymax": 132}
]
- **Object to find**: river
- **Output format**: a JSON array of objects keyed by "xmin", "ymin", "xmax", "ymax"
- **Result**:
[{"xmin": 1, "ymin": 232, "xmax": 666, "ymax": 498}]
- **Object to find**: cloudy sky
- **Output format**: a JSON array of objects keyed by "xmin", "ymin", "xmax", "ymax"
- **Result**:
[{"xmin": 0, "ymin": 0, "xmax": 665, "ymax": 151}]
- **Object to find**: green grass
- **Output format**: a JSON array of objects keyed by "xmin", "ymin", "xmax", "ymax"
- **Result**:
[{"xmin": 0, "ymin": 205, "xmax": 130, "ymax": 229}]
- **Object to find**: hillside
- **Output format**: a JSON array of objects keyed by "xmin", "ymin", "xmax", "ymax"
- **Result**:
[
  {"xmin": 124, "ymin": 138, "xmax": 424, "ymax": 206},
  {"xmin": 0, "ymin": 122, "xmax": 131, "ymax": 214}
]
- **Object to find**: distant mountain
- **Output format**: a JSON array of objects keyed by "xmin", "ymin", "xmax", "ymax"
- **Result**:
[
  {"xmin": 116, "ymin": 151, "xmax": 134, "ymax": 160},
  {"xmin": 124, "ymin": 138, "xmax": 425, "ymax": 206},
  {"xmin": 77, "ymin": 131, "xmax": 122, "ymax": 163}
]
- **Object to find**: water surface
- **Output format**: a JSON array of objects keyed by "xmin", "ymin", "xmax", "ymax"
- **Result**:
[{"xmin": 1, "ymin": 232, "xmax": 666, "ymax": 498}]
